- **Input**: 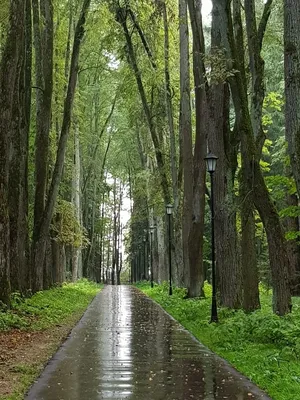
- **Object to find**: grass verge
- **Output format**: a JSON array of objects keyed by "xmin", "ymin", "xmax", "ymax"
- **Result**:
[
  {"xmin": 137, "ymin": 281, "xmax": 300, "ymax": 400},
  {"xmin": 0, "ymin": 279, "xmax": 101, "ymax": 400}
]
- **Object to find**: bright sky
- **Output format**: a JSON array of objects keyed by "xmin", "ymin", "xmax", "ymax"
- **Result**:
[{"xmin": 202, "ymin": 0, "xmax": 212, "ymax": 21}]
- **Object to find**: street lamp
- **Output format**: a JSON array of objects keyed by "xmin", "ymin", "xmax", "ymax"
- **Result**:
[
  {"xmin": 205, "ymin": 151, "xmax": 218, "ymax": 323},
  {"xmin": 143, "ymin": 236, "xmax": 147, "ymax": 280},
  {"xmin": 166, "ymin": 204, "xmax": 173, "ymax": 295},
  {"xmin": 149, "ymin": 226, "xmax": 156, "ymax": 288}
]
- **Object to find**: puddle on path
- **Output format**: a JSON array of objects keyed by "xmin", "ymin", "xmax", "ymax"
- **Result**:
[{"xmin": 26, "ymin": 285, "xmax": 272, "ymax": 400}]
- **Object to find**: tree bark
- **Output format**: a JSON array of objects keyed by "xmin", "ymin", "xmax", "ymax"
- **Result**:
[
  {"xmin": 161, "ymin": 0, "xmax": 178, "ymax": 205},
  {"xmin": 31, "ymin": 0, "xmax": 54, "ymax": 291},
  {"xmin": 233, "ymin": 0, "xmax": 260, "ymax": 312},
  {"xmin": 31, "ymin": 0, "xmax": 91, "ymax": 292},
  {"xmin": 8, "ymin": 0, "xmax": 32, "ymax": 295},
  {"xmin": 20, "ymin": 0, "xmax": 32, "ymax": 293},
  {"xmin": 179, "ymin": 0, "xmax": 193, "ymax": 290},
  {"xmin": 209, "ymin": 0, "xmax": 242, "ymax": 309},
  {"xmin": 284, "ymin": 1, "xmax": 300, "ymax": 196},
  {"xmin": 0, "ymin": 0, "xmax": 25, "ymax": 304},
  {"xmin": 72, "ymin": 124, "xmax": 81, "ymax": 282},
  {"xmin": 282, "ymin": 186, "xmax": 300, "ymax": 295},
  {"xmin": 187, "ymin": 0, "xmax": 207, "ymax": 297},
  {"xmin": 8, "ymin": 11, "xmax": 26, "ymax": 293},
  {"xmin": 161, "ymin": 0, "xmax": 183, "ymax": 286},
  {"xmin": 222, "ymin": 1, "xmax": 291, "ymax": 315},
  {"xmin": 242, "ymin": 0, "xmax": 273, "ymax": 311},
  {"xmin": 240, "ymin": 188, "xmax": 260, "ymax": 311},
  {"xmin": 116, "ymin": 184, "xmax": 122, "ymax": 285}
]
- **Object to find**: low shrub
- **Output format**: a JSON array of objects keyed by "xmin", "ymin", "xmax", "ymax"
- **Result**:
[
  {"xmin": 0, "ymin": 279, "xmax": 101, "ymax": 331},
  {"xmin": 136, "ymin": 281, "xmax": 300, "ymax": 400}
]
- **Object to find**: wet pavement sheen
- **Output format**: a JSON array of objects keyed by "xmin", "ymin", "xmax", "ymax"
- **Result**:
[{"xmin": 26, "ymin": 285, "xmax": 272, "ymax": 400}]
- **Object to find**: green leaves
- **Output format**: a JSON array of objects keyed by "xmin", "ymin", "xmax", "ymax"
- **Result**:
[{"xmin": 51, "ymin": 199, "xmax": 89, "ymax": 248}]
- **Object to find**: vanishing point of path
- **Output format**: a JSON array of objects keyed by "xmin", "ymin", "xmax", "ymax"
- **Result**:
[{"xmin": 26, "ymin": 286, "xmax": 271, "ymax": 400}]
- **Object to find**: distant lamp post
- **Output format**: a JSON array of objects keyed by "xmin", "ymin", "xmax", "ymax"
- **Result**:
[
  {"xmin": 149, "ymin": 226, "xmax": 156, "ymax": 288},
  {"xmin": 166, "ymin": 204, "xmax": 174, "ymax": 296},
  {"xmin": 143, "ymin": 236, "xmax": 147, "ymax": 280},
  {"xmin": 205, "ymin": 152, "xmax": 218, "ymax": 323}
]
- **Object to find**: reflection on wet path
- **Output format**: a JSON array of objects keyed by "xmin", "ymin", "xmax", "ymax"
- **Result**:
[{"xmin": 26, "ymin": 286, "xmax": 272, "ymax": 400}]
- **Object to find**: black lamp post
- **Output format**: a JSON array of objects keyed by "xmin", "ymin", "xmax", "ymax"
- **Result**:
[
  {"xmin": 134, "ymin": 253, "xmax": 138, "ymax": 283},
  {"xmin": 143, "ymin": 236, "xmax": 147, "ymax": 280},
  {"xmin": 149, "ymin": 226, "xmax": 156, "ymax": 288},
  {"xmin": 166, "ymin": 204, "xmax": 173, "ymax": 295},
  {"xmin": 205, "ymin": 152, "xmax": 218, "ymax": 323}
]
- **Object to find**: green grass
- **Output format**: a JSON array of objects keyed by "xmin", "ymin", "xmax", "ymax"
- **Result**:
[
  {"xmin": 0, "ymin": 279, "xmax": 101, "ymax": 331},
  {"xmin": 0, "ymin": 280, "xmax": 101, "ymax": 400},
  {"xmin": 137, "ymin": 281, "xmax": 300, "ymax": 400}
]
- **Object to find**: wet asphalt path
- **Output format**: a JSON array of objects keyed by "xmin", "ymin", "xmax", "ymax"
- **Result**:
[{"xmin": 26, "ymin": 285, "xmax": 272, "ymax": 400}]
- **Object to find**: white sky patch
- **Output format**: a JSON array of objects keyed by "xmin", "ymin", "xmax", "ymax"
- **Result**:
[{"xmin": 202, "ymin": 0, "xmax": 212, "ymax": 22}]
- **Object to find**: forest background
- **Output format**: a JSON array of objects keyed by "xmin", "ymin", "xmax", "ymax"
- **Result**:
[{"xmin": 1, "ymin": 0, "xmax": 300, "ymax": 320}]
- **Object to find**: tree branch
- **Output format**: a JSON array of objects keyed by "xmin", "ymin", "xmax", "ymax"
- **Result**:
[
  {"xmin": 258, "ymin": 0, "xmax": 273, "ymax": 51},
  {"xmin": 82, "ymin": 94, "xmax": 118, "ymax": 194},
  {"xmin": 128, "ymin": 8, "xmax": 157, "ymax": 69}
]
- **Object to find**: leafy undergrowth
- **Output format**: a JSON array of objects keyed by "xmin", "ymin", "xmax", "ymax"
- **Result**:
[
  {"xmin": 0, "ymin": 279, "xmax": 101, "ymax": 331},
  {"xmin": 0, "ymin": 280, "xmax": 101, "ymax": 400},
  {"xmin": 137, "ymin": 281, "xmax": 300, "ymax": 400}
]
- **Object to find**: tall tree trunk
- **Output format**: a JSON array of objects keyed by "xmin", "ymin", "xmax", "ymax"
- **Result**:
[
  {"xmin": 282, "ymin": 187, "xmax": 300, "ymax": 295},
  {"xmin": 72, "ymin": 124, "xmax": 81, "ymax": 282},
  {"xmin": 232, "ymin": 0, "xmax": 260, "ymax": 312},
  {"xmin": 84, "ymin": 181, "xmax": 96, "ymax": 277},
  {"xmin": 209, "ymin": 0, "xmax": 242, "ymax": 308},
  {"xmin": 209, "ymin": 83, "xmax": 241, "ymax": 308},
  {"xmin": 284, "ymin": 0, "xmax": 300, "ymax": 267},
  {"xmin": 31, "ymin": 0, "xmax": 54, "ymax": 291},
  {"xmin": 240, "ymin": 0, "xmax": 272, "ymax": 311},
  {"xmin": 106, "ymin": 231, "xmax": 111, "ymax": 283},
  {"xmin": 31, "ymin": 0, "xmax": 91, "ymax": 292},
  {"xmin": 187, "ymin": 0, "xmax": 207, "ymax": 297},
  {"xmin": 161, "ymin": 0, "xmax": 183, "ymax": 286},
  {"xmin": 221, "ymin": 0, "xmax": 291, "ymax": 315},
  {"xmin": 99, "ymin": 192, "xmax": 106, "ymax": 283},
  {"xmin": 284, "ymin": 0, "xmax": 300, "ymax": 194},
  {"xmin": 9, "ymin": 16, "xmax": 26, "ymax": 293},
  {"xmin": 240, "ymin": 186, "xmax": 260, "ymax": 311},
  {"xmin": 116, "ymin": 6, "xmax": 170, "ymax": 205},
  {"xmin": 0, "ymin": 0, "xmax": 25, "ymax": 304},
  {"xmin": 179, "ymin": 0, "xmax": 193, "ymax": 290},
  {"xmin": 20, "ymin": 0, "xmax": 32, "ymax": 293},
  {"xmin": 112, "ymin": 178, "xmax": 118, "ymax": 285},
  {"xmin": 161, "ymin": 0, "xmax": 178, "ymax": 204},
  {"xmin": 116, "ymin": 186, "xmax": 122, "ymax": 285}
]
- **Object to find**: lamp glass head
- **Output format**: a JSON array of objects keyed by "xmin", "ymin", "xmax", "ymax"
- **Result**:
[
  {"xmin": 166, "ymin": 204, "xmax": 174, "ymax": 215},
  {"xmin": 204, "ymin": 152, "xmax": 218, "ymax": 173}
]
